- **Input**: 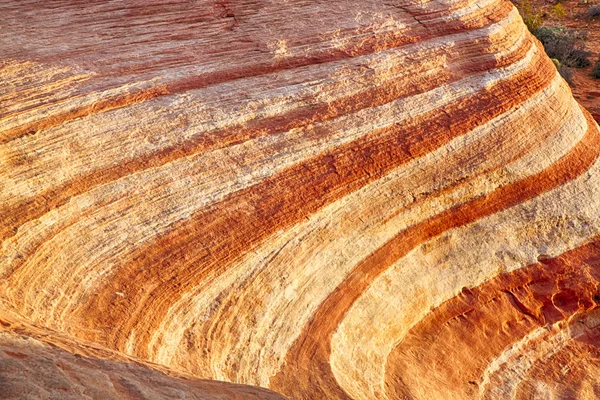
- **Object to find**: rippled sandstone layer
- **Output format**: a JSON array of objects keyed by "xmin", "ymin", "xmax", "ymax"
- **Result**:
[{"xmin": 2, "ymin": 0, "xmax": 600, "ymax": 399}]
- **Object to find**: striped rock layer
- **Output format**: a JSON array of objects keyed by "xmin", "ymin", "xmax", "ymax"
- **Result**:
[{"xmin": 1, "ymin": 0, "xmax": 600, "ymax": 399}]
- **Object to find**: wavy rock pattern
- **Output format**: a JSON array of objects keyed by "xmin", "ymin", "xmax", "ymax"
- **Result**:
[
  {"xmin": 2, "ymin": 0, "xmax": 600, "ymax": 399},
  {"xmin": 0, "ymin": 310, "xmax": 286, "ymax": 400}
]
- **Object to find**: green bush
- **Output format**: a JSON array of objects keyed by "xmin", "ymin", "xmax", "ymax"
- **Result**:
[
  {"xmin": 550, "ymin": 3, "xmax": 566, "ymax": 18},
  {"xmin": 532, "ymin": 26, "xmax": 591, "ymax": 68},
  {"xmin": 516, "ymin": 0, "xmax": 543, "ymax": 31},
  {"xmin": 592, "ymin": 58, "xmax": 600, "ymax": 79}
]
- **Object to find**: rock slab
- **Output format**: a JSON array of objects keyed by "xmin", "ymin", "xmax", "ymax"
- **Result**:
[{"xmin": 2, "ymin": 0, "xmax": 600, "ymax": 399}]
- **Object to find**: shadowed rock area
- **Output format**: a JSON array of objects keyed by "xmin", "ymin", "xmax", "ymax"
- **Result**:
[{"xmin": 2, "ymin": 0, "xmax": 600, "ymax": 399}]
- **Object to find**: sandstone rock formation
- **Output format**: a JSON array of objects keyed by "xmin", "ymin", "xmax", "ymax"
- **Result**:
[
  {"xmin": 0, "ymin": 309, "xmax": 286, "ymax": 399},
  {"xmin": 2, "ymin": 0, "xmax": 600, "ymax": 399}
]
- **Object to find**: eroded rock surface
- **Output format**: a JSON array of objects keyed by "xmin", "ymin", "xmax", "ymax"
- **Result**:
[
  {"xmin": 2, "ymin": 0, "xmax": 600, "ymax": 399},
  {"xmin": 0, "ymin": 311, "xmax": 286, "ymax": 399}
]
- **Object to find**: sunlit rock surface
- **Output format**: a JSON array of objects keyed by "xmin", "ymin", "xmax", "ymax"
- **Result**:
[
  {"xmin": 0, "ymin": 310, "xmax": 286, "ymax": 399},
  {"xmin": 2, "ymin": 0, "xmax": 600, "ymax": 399}
]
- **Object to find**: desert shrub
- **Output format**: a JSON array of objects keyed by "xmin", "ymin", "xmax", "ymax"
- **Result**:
[
  {"xmin": 516, "ymin": 0, "xmax": 543, "ymax": 31},
  {"xmin": 533, "ymin": 26, "xmax": 591, "ymax": 68},
  {"xmin": 550, "ymin": 3, "xmax": 566, "ymax": 18},
  {"xmin": 558, "ymin": 65, "xmax": 574, "ymax": 84},
  {"xmin": 586, "ymin": 5, "xmax": 600, "ymax": 19},
  {"xmin": 564, "ymin": 48, "xmax": 592, "ymax": 67},
  {"xmin": 592, "ymin": 58, "xmax": 600, "ymax": 79}
]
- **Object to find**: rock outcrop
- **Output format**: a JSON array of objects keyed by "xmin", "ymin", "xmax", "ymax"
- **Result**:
[
  {"xmin": 2, "ymin": 0, "xmax": 600, "ymax": 399},
  {"xmin": 0, "ymin": 309, "xmax": 286, "ymax": 400}
]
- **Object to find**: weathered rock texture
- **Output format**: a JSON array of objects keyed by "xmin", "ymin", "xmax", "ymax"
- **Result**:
[
  {"xmin": 2, "ymin": 0, "xmax": 600, "ymax": 399},
  {"xmin": 0, "ymin": 309, "xmax": 286, "ymax": 399}
]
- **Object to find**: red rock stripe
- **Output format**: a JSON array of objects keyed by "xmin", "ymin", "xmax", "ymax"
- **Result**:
[
  {"xmin": 195, "ymin": 65, "xmax": 574, "ymax": 384},
  {"xmin": 0, "ymin": 0, "xmax": 511, "ymax": 146},
  {"xmin": 2, "ymin": 34, "xmax": 533, "ymax": 301},
  {"xmin": 385, "ymin": 236, "xmax": 600, "ymax": 399},
  {"xmin": 511, "ymin": 312, "xmax": 600, "ymax": 399},
  {"xmin": 72, "ymin": 43, "xmax": 553, "ymax": 357},
  {"xmin": 164, "ymin": 0, "xmax": 512, "ymax": 94},
  {"xmin": 0, "ymin": 85, "xmax": 170, "ymax": 145},
  {"xmin": 0, "ymin": 3, "xmax": 519, "ymax": 245},
  {"xmin": 0, "ymin": 67, "xmax": 450, "ymax": 243},
  {"xmin": 269, "ymin": 110, "xmax": 600, "ymax": 399}
]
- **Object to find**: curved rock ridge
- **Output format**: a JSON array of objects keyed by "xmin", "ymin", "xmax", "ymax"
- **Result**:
[
  {"xmin": 0, "ymin": 309, "xmax": 286, "ymax": 400},
  {"xmin": 1, "ymin": 0, "xmax": 600, "ymax": 399}
]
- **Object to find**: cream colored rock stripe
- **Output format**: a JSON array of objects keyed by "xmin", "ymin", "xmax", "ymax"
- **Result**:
[
  {"xmin": 479, "ymin": 313, "xmax": 592, "ymax": 399},
  {"xmin": 147, "ymin": 70, "xmax": 567, "ymax": 390},
  {"xmin": 0, "ymin": 8, "xmax": 529, "ymax": 334},
  {"xmin": 331, "ymin": 104, "xmax": 599, "ymax": 400},
  {"xmin": 3, "ymin": 0, "xmax": 599, "ymax": 398},
  {"xmin": 0, "ymin": 6, "xmax": 522, "ymax": 208},
  {"xmin": 0, "ymin": 1, "xmax": 561, "ymax": 395}
]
